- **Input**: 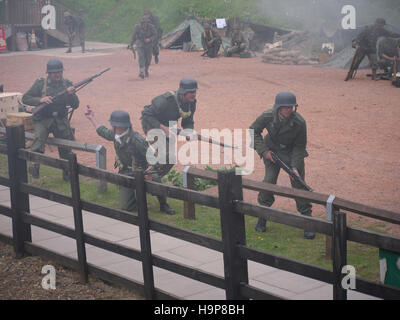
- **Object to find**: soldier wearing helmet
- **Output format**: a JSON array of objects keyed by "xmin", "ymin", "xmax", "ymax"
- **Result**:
[
  {"xmin": 22, "ymin": 59, "xmax": 79, "ymax": 181},
  {"xmin": 351, "ymin": 18, "xmax": 400, "ymax": 80},
  {"xmin": 201, "ymin": 22, "xmax": 222, "ymax": 58},
  {"xmin": 85, "ymin": 107, "xmax": 176, "ymax": 214},
  {"xmin": 129, "ymin": 16, "xmax": 157, "ymax": 79},
  {"xmin": 140, "ymin": 78, "xmax": 198, "ymax": 198},
  {"xmin": 143, "ymin": 9, "xmax": 163, "ymax": 64},
  {"xmin": 249, "ymin": 92, "xmax": 314, "ymax": 239},
  {"xmin": 225, "ymin": 23, "xmax": 249, "ymax": 58},
  {"xmin": 63, "ymin": 10, "xmax": 86, "ymax": 53}
]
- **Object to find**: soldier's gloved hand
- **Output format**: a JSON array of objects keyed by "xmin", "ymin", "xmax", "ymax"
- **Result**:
[{"xmin": 40, "ymin": 96, "xmax": 53, "ymax": 104}]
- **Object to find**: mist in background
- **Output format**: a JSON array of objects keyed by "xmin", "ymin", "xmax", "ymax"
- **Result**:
[{"xmin": 256, "ymin": 0, "xmax": 400, "ymax": 32}]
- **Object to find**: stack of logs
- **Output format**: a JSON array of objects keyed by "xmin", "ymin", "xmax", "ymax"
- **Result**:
[{"xmin": 262, "ymin": 31, "xmax": 319, "ymax": 66}]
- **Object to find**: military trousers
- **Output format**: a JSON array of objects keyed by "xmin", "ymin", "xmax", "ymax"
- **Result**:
[
  {"xmin": 257, "ymin": 152, "xmax": 312, "ymax": 216},
  {"xmin": 137, "ymin": 44, "xmax": 153, "ymax": 73},
  {"xmin": 119, "ymin": 172, "xmax": 165, "ymax": 212},
  {"xmin": 355, "ymin": 48, "xmax": 378, "ymax": 72},
  {"xmin": 31, "ymin": 116, "xmax": 74, "ymax": 159},
  {"xmin": 152, "ymin": 40, "xmax": 160, "ymax": 57},
  {"xmin": 225, "ymin": 43, "xmax": 247, "ymax": 56},
  {"xmin": 206, "ymin": 43, "xmax": 221, "ymax": 58}
]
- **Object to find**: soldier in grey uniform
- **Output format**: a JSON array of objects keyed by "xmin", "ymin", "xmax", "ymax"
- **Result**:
[
  {"xmin": 64, "ymin": 11, "xmax": 86, "ymax": 53},
  {"xmin": 143, "ymin": 9, "xmax": 163, "ymax": 64},
  {"xmin": 84, "ymin": 107, "xmax": 176, "ymax": 214},
  {"xmin": 141, "ymin": 78, "xmax": 197, "ymax": 177},
  {"xmin": 249, "ymin": 92, "xmax": 315, "ymax": 240},
  {"xmin": 201, "ymin": 23, "xmax": 222, "ymax": 58},
  {"xmin": 22, "ymin": 59, "xmax": 79, "ymax": 181},
  {"xmin": 352, "ymin": 18, "xmax": 400, "ymax": 80},
  {"xmin": 129, "ymin": 16, "xmax": 157, "ymax": 79}
]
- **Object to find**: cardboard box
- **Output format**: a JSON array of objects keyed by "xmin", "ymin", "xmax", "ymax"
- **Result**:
[
  {"xmin": 6, "ymin": 112, "xmax": 34, "ymax": 131},
  {"xmin": 0, "ymin": 92, "xmax": 22, "ymax": 119}
]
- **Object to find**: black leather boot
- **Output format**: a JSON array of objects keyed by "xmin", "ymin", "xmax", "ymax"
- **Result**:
[
  {"xmin": 158, "ymin": 196, "xmax": 176, "ymax": 215},
  {"xmin": 255, "ymin": 218, "xmax": 266, "ymax": 232},
  {"xmin": 29, "ymin": 163, "xmax": 40, "ymax": 179}
]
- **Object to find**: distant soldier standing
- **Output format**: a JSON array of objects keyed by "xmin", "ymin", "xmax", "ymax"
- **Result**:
[
  {"xmin": 201, "ymin": 23, "xmax": 222, "ymax": 58},
  {"xmin": 129, "ymin": 16, "xmax": 157, "ymax": 79},
  {"xmin": 348, "ymin": 18, "xmax": 400, "ymax": 80},
  {"xmin": 22, "ymin": 59, "xmax": 79, "ymax": 180},
  {"xmin": 143, "ymin": 9, "xmax": 163, "ymax": 64},
  {"xmin": 84, "ymin": 107, "xmax": 176, "ymax": 214},
  {"xmin": 250, "ymin": 92, "xmax": 315, "ymax": 240},
  {"xmin": 64, "ymin": 11, "xmax": 86, "ymax": 53}
]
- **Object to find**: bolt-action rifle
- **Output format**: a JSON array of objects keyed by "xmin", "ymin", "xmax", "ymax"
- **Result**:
[
  {"xmin": 345, "ymin": 46, "xmax": 360, "ymax": 81},
  {"xmin": 32, "ymin": 68, "xmax": 111, "ymax": 116},
  {"xmin": 271, "ymin": 152, "xmax": 313, "ymax": 192},
  {"xmin": 176, "ymin": 128, "xmax": 238, "ymax": 149}
]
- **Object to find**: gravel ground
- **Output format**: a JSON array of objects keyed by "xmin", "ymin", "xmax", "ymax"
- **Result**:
[{"xmin": 0, "ymin": 241, "xmax": 144, "ymax": 300}]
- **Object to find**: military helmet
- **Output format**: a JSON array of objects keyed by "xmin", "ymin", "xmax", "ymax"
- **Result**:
[
  {"xmin": 177, "ymin": 78, "xmax": 198, "ymax": 94},
  {"xmin": 273, "ymin": 92, "xmax": 298, "ymax": 110},
  {"xmin": 144, "ymin": 8, "xmax": 152, "ymax": 15},
  {"xmin": 109, "ymin": 110, "xmax": 132, "ymax": 128},
  {"xmin": 375, "ymin": 18, "xmax": 386, "ymax": 26},
  {"xmin": 46, "ymin": 59, "xmax": 64, "ymax": 73}
]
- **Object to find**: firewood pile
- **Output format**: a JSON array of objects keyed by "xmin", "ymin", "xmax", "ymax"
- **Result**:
[{"xmin": 262, "ymin": 31, "xmax": 319, "ymax": 65}]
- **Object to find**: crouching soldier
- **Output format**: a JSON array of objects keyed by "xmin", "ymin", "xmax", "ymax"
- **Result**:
[
  {"xmin": 84, "ymin": 107, "xmax": 176, "ymax": 214},
  {"xmin": 225, "ymin": 24, "xmax": 250, "ymax": 58}
]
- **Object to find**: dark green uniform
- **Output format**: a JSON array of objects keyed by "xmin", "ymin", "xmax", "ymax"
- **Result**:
[
  {"xmin": 148, "ymin": 14, "xmax": 162, "ymax": 59},
  {"xmin": 378, "ymin": 37, "xmax": 400, "ymax": 73},
  {"xmin": 96, "ymin": 125, "xmax": 163, "ymax": 212},
  {"xmin": 353, "ymin": 24, "xmax": 400, "ymax": 77},
  {"xmin": 250, "ymin": 108, "xmax": 312, "ymax": 216},
  {"xmin": 64, "ymin": 14, "xmax": 85, "ymax": 53},
  {"xmin": 201, "ymin": 28, "xmax": 222, "ymax": 58},
  {"xmin": 141, "ymin": 91, "xmax": 196, "ymax": 175},
  {"xmin": 226, "ymin": 30, "xmax": 248, "ymax": 57},
  {"xmin": 130, "ymin": 21, "xmax": 157, "ymax": 76},
  {"xmin": 22, "ymin": 76, "xmax": 79, "ymax": 160}
]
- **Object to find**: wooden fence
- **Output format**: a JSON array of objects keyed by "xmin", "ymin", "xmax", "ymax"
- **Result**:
[
  {"xmin": 0, "ymin": 127, "xmax": 107, "ymax": 191},
  {"xmin": 0, "ymin": 124, "xmax": 399, "ymax": 300}
]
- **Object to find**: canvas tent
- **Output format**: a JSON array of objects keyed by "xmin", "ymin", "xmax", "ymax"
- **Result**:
[
  {"xmin": 248, "ymin": 22, "xmax": 291, "ymax": 52},
  {"xmin": 161, "ymin": 15, "xmax": 205, "ymax": 51}
]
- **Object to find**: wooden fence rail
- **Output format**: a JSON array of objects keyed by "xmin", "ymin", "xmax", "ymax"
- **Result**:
[
  {"xmin": 0, "ymin": 125, "xmax": 400, "ymax": 300},
  {"xmin": 0, "ymin": 127, "xmax": 107, "ymax": 191}
]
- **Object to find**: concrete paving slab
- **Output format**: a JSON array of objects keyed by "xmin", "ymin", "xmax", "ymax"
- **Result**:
[
  {"xmin": 96, "ymin": 222, "xmax": 140, "ymax": 241},
  {"xmin": 31, "ymin": 225, "xmax": 64, "ymax": 242},
  {"xmin": 168, "ymin": 243, "xmax": 223, "ymax": 264},
  {"xmin": 0, "ymin": 215, "xmax": 12, "ymax": 235},
  {"xmin": 249, "ymin": 279, "xmax": 297, "ymax": 299},
  {"xmin": 253, "ymin": 269, "xmax": 327, "ymax": 294},
  {"xmin": 197, "ymin": 259, "xmax": 224, "ymax": 277},
  {"xmin": 0, "ymin": 189, "xmax": 10, "ymax": 202},
  {"xmin": 34, "ymin": 203, "xmax": 73, "ymax": 219},
  {"xmin": 0, "ymin": 185, "xmax": 9, "ymax": 191},
  {"xmin": 155, "ymin": 271, "xmax": 219, "ymax": 298},
  {"xmin": 85, "ymin": 247, "xmax": 129, "ymax": 267},
  {"xmin": 155, "ymin": 250, "xmax": 204, "ymax": 268},
  {"xmin": 248, "ymin": 261, "xmax": 277, "ymax": 278},
  {"xmin": 150, "ymin": 233, "xmax": 191, "ymax": 253},
  {"xmin": 84, "ymin": 228, "xmax": 124, "ymax": 243},
  {"xmin": 28, "ymin": 196, "xmax": 59, "ymax": 210},
  {"xmin": 185, "ymin": 287, "xmax": 226, "ymax": 300},
  {"xmin": 82, "ymin": 211, "xmax": 122, "ymax": 231},
  {"xmin": 34, "ymin": 235, "xmax": 78, "ymax": 256}
]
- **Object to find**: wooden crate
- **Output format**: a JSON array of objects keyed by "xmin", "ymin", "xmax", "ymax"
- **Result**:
[
  {"xmin": 6, "ymin": 112, "xmax": 34, "ymax": 131},
  {"xmin": 0, "ymin": 92, "xmax": 22, "ymax": 119}
]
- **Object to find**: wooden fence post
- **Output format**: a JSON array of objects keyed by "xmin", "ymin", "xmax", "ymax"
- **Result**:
[
  {"xmin": 6, "ymin": 125, "xmax": 31, "ymax": 258},
  {"xmin": 96, "ymin": 145, "xmax": 107, "ymax": 192},
  {"xmin": 325, "ymin": 195, "xmax": 336, "ymax": 260},
  {"xmin": 135, "ymin": 169, "xmax": 155, "ymax": 299},
  {"xmin": 183, "ymin": 166, "xmax": 195, "ymax": 219},
  {"xmin": 332, "ymin": 210, "xmax": 347, "ymax": 300},
  {"xmin": 68, "ymin": 153, "xmax": 88, "ymax": 283},
  {"xmin": 218, "ymin": 169, "xmax": 248, "ymax": 300}
]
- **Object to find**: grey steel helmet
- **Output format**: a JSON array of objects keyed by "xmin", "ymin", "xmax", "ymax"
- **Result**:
[
  {"xmin": 273, "ymin": 91, "xmax": 298, "ymax": 110},
  {"xmin": 375, "ymin": 18, "xmax": 386, "ymax": 26},
  {"xmin": 46, "ymin": 59, "xmax": 64, "ymax": 73},
  {"xmin": 141, "ymin": 16, "xmax": 151, "ymax": 24},
  {"xmin": 177, "ymin": 78, "xmax": 198, "ymax": 94},
  {"xmin": 109, "ymin": 110, "xmax": 132, "ymax": 128}
]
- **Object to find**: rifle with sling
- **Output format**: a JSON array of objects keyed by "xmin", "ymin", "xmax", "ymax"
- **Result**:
[
  {"xmin": 176, "ymin": 128, "xmax": 238, "ymax": 149},
  {"xmin": 32, "ymin": 68, "xmax": 111, "ymax": 116},
  {"xmin": 271, "ymin": 152, "xmax": 313, "ymax": 192}
]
